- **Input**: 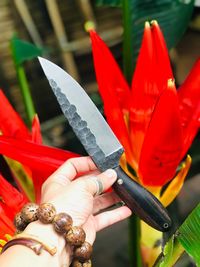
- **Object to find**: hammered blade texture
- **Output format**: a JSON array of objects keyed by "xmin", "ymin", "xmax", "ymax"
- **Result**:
[{"xmin": 48, "ymin": 78, "xmax": 123, "ymax": 171}]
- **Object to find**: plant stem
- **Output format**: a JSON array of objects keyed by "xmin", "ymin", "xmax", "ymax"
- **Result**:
[
  {"xmin": 16, "ymin": 65, "xmax": 36, "ymax": 126},
  {"xmin": 10, "ymin": 37, "xmax": 36, "ymax": 127},
  {"xmin": 122, "ymin": 0, "xmax": 134, "ymax": 84},
  {"xmin": 122, "ymin": 1, "xmax": 142, "ymax": 266},
  {"xmin": 128, "ymin": 215, "xmax": 142, "ymax": 267}
]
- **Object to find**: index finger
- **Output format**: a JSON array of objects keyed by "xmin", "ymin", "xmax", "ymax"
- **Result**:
[
  {"xmin": 46, "ymin": 156, "xmax": 97, "ymax": 186},
  {"xmin": 56, "ymin": 156, "xmax": 97, "ymax": 179}
]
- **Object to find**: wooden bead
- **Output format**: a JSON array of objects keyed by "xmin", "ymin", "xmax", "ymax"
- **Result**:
[
  {"xmin": 14, "ymin": 212, "xmax": 28, "ymax": 231},
  {"xmin": 53, "ymin": 212, "xmax": 73, "ymax": 233},
  {"xmin": 21, "ymin": 203, "xmax": 39, "ymax": 223},
  {"xmin": 74, "ymin": 242, "xmax": 93, "ymax": 262},
  {"xmin": 65, "ymin": 226, "xmax": 86, "ymax": 246},
  {"xmin": 71, "ymin": 259, "xmax": 92, "ymax": 267},
  {"xmin": 37, "ymin": 203, "xmax": 56, "ymax": 223}
]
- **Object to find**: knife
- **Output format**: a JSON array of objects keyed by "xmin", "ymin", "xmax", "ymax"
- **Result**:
[{"xmin": 38, "ymin": 57, "xmax": 172, "ymax": 232}]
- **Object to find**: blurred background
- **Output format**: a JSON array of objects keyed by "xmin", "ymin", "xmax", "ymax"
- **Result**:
[{"xmin": 0, "ymin": 0, "xmax": 199, "ymax": 266}]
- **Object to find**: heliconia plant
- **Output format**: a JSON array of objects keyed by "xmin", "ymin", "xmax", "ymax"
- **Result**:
[
  {"xmin": 89, "ymin": 20, "xmax": 200, "ymax": 266},
  {"xmin": 90, "ymin": 20, "xmax": 200, "ymax": 202}
]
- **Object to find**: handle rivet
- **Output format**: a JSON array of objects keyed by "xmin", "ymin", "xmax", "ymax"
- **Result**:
[
  {"xmin": 163, "ymin": 223, "xmax": 169, "ymax": 229},
  {"xmin": 117, "ymin": 179, "xmax": 123, "ymax": 185}
]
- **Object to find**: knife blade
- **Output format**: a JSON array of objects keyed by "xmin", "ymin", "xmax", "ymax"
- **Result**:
[{"xmin": 38, "ymin": 57, "xmax": 172, "ymax": 232}]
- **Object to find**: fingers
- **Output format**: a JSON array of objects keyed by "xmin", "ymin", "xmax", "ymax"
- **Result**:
[
  {"xmin": 43, "ymin": 157, "xmax": 97, "ymax": 188},
  {"xmin": 54, "ymin": 156, "xmax": 97, "ymax": 181},
  {"xmin": 93, "ymin": 191, "xmax": 121, "ymax": 214},
  {"xmin": 94, "ymin": 206, "xmax": 132, "ymax": 232},
  {"xmin": 41, "ymin": 157, "xmax": 97, "ymax": 200},
  {"xmin": 84, "ymin": 169, "xmax": 117, "ymax": 196}
]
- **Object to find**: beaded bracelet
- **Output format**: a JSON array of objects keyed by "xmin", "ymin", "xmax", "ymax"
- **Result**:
[{"xmin": 3, "ymin": 202, "xmax": 93, "ymax": 267}]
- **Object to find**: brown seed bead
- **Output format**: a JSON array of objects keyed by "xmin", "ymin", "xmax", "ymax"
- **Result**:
[
  {"xmin": 53, "ymin": 212, "xmax": 73, "ymax": 233},
  {"xmin": 21, "ymin": 203, "xmax": 39, "ymax": 223},
  {"xmin": 71, "ymin": 259, "xmax": 92, "ymax": 267},
  {"xmin": 37, "ymin": 203, "xmax": 56, "ymax": 223},
  {"xmin": 74, "ymin": 242, "xmax": 93, "ymax": 262},
  {"xmin": 14, "ymin": 212, "xmax": 28, "ymax": 231},
  {"xmin": 65, "ymin": 226, "xmax": 86, "ymax": 246}
]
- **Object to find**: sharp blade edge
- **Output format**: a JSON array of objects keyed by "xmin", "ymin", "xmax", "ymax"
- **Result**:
[{"xmin": 39, "ymin": 57, "xmax": 123, "ymax": 170}]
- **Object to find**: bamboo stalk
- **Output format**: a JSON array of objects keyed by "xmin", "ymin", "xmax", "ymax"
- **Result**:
[
  {"xmin": 45, "ymin": 0, "xmax": 80, "ymax": 81},
  {"xmin": 14, "ymin": 0, "xmax": 43, "ymax": 47},
  {"xmin": 76, "ymin": 0, "xmax": 97, "ymax": 28},
  {"xmin": 62, "ymin": 26, "xmax": 122, "ymax": 54}
]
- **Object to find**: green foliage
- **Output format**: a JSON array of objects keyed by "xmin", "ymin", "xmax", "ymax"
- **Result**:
[
  {"xmin": 10, "ymin": 36, "xmax": 43, "ymax": 124},
  {"xmin": 177, "ymin": 203, "xmax": 200, "ymax": 266},
  {"xmin": 154, "ymin": 204, "xmax": 200, "ymax": 266},
  {"xmin": 10, "ymin": 36, "xmax": 44, "ymax": 65}
]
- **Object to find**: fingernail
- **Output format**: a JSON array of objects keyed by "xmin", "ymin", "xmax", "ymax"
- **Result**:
[{"xmin": 104, "ymin": 169, "xmax": 117, "ymax": 178}]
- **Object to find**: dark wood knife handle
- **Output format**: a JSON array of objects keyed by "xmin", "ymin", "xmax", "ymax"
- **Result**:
[{"xmin": 113, "ymin": 166, "xmax": 172, "ymax": 232}]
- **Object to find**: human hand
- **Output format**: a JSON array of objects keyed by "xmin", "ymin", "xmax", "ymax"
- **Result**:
[
  {"xmin": 41, "ymin": 156, "xmax": 132, "ymax": 245},
  {"xmin": 4, "ymin": 156, "xmax": 132, "ymax": 267}
]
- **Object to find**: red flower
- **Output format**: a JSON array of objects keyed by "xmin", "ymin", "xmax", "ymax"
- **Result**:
[
  {"xmin": 0, "ymin": 90, "xmax": 78, "ymax": 202},
  {"xmin": 90, "ymin": 21, "xmax": 199, "ymax": 187}
]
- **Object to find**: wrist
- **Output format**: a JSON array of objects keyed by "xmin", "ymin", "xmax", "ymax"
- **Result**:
[{"xmin": 23, "ymin": 220, "xmax": 72, "ymax": 265}]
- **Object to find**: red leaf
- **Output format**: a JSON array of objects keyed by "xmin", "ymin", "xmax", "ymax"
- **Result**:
[
  {"xmin": 0, "ymin": 206, "xmax": 15, "ymax": 237},
  {"xmin": 151, "ymin": 20, "xmax": 173, "ymax": 80},
  {"xmin": 0, "ymin": 90, "xmax": 31, "ymax": 139},
  {"xmin": 178, "ymin": 59, "xmax": 200, "ymax": 156},
  {"xmin": 0, "ymin": 174, "xmax": 27, "ymax": 220},
  {"xmin": 32, "ymin": 170, "xmax": 48, "ymax": 203},
  {"xmin": 130, "ymin": 22, "xmax": 161, "ymax": 166},
  {"xmin": 31, "ymin": 115, "xmax": 42, "ymax": 144},
  {"xmin": 90, "ymin": 30, "xmax": 130, "ymax": 111},
  {"xmin": 90, "ymin": 30, "xmax": 134, "ymax": 163},
  {"xmin": 130, "ymin": 22, "xmax": 174, "ymax": 169},
  {"xmin": 139, "ymin": 81, "xmax": 183, "ymax": 186},
  {"xmin": 0, "ymin": 136, "xmax": 79, "ymax": 176}
]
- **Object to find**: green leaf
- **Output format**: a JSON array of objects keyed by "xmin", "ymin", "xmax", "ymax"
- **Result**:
[
  {"xmin": 5, "ymin": 157, "xmax": 35, "ymax": 202},
  {"xmin": 154, "ymin": 204, "xmax": 200, "ymax": 267},
  {"xmin": 124, "ymin": 0, "xmax": 195, "ymax": 76},
  {"xmin": 157, "ymin": 237, "xmax": 184, "ymax": 267},
  {"xmin": 177, "ymin": 203, "xmax": 200, "ymax": 266},
  {"xmin": 95, "ymin": 0, "xmax": 121, "ymax": 7},
  {"xmin": 10, "ymin": 36, "xmax": 44, "ymax": 65}
]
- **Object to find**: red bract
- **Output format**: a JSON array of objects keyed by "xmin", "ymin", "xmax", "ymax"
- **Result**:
[
  {"xmin": 0, "ymin": 90, "xmax": 31, "ymax": 139},
  {"xmin": 138, "ymin": 82, "xmax": 183, "ymax": 185},
  {"xmin": 31, "ymin": 114, "xmax": 43, "ymax": 144},
  {"xmin": 177, "ymin": 59, "xmax": 200, "ymax": 157},
  {"xmin": 0, "ymin": 207, "xmax": 15, "ymax": 237},
  {"xmin": 0, "ymin": 174, "xmax": 27, "ymax": 240},
  {"xmin": 0, "ymin": 92, "xmax": 79, "ymax": 240},
  {"xmin": 0, "ymin": 136, "xmax": 79, "ymax": 201},
  {"xmin": 0, "ymin": 136, "xmax": 78, "ymax": 176},
  {"xmin": 0, "ymin": 90, "xmax": 79, "ymax": 202},
  {"xmin": 90, "ymin": 21, "xmax": 200, "ymax": 187},
  {"xmin": 0, "ymin": 174, "xmax": 27, "ymax": 220}
]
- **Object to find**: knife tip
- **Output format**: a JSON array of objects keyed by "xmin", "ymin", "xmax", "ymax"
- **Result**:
[{"xmin": 38, "ymin": 56, "xmax": 44, "ymax": 63}]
